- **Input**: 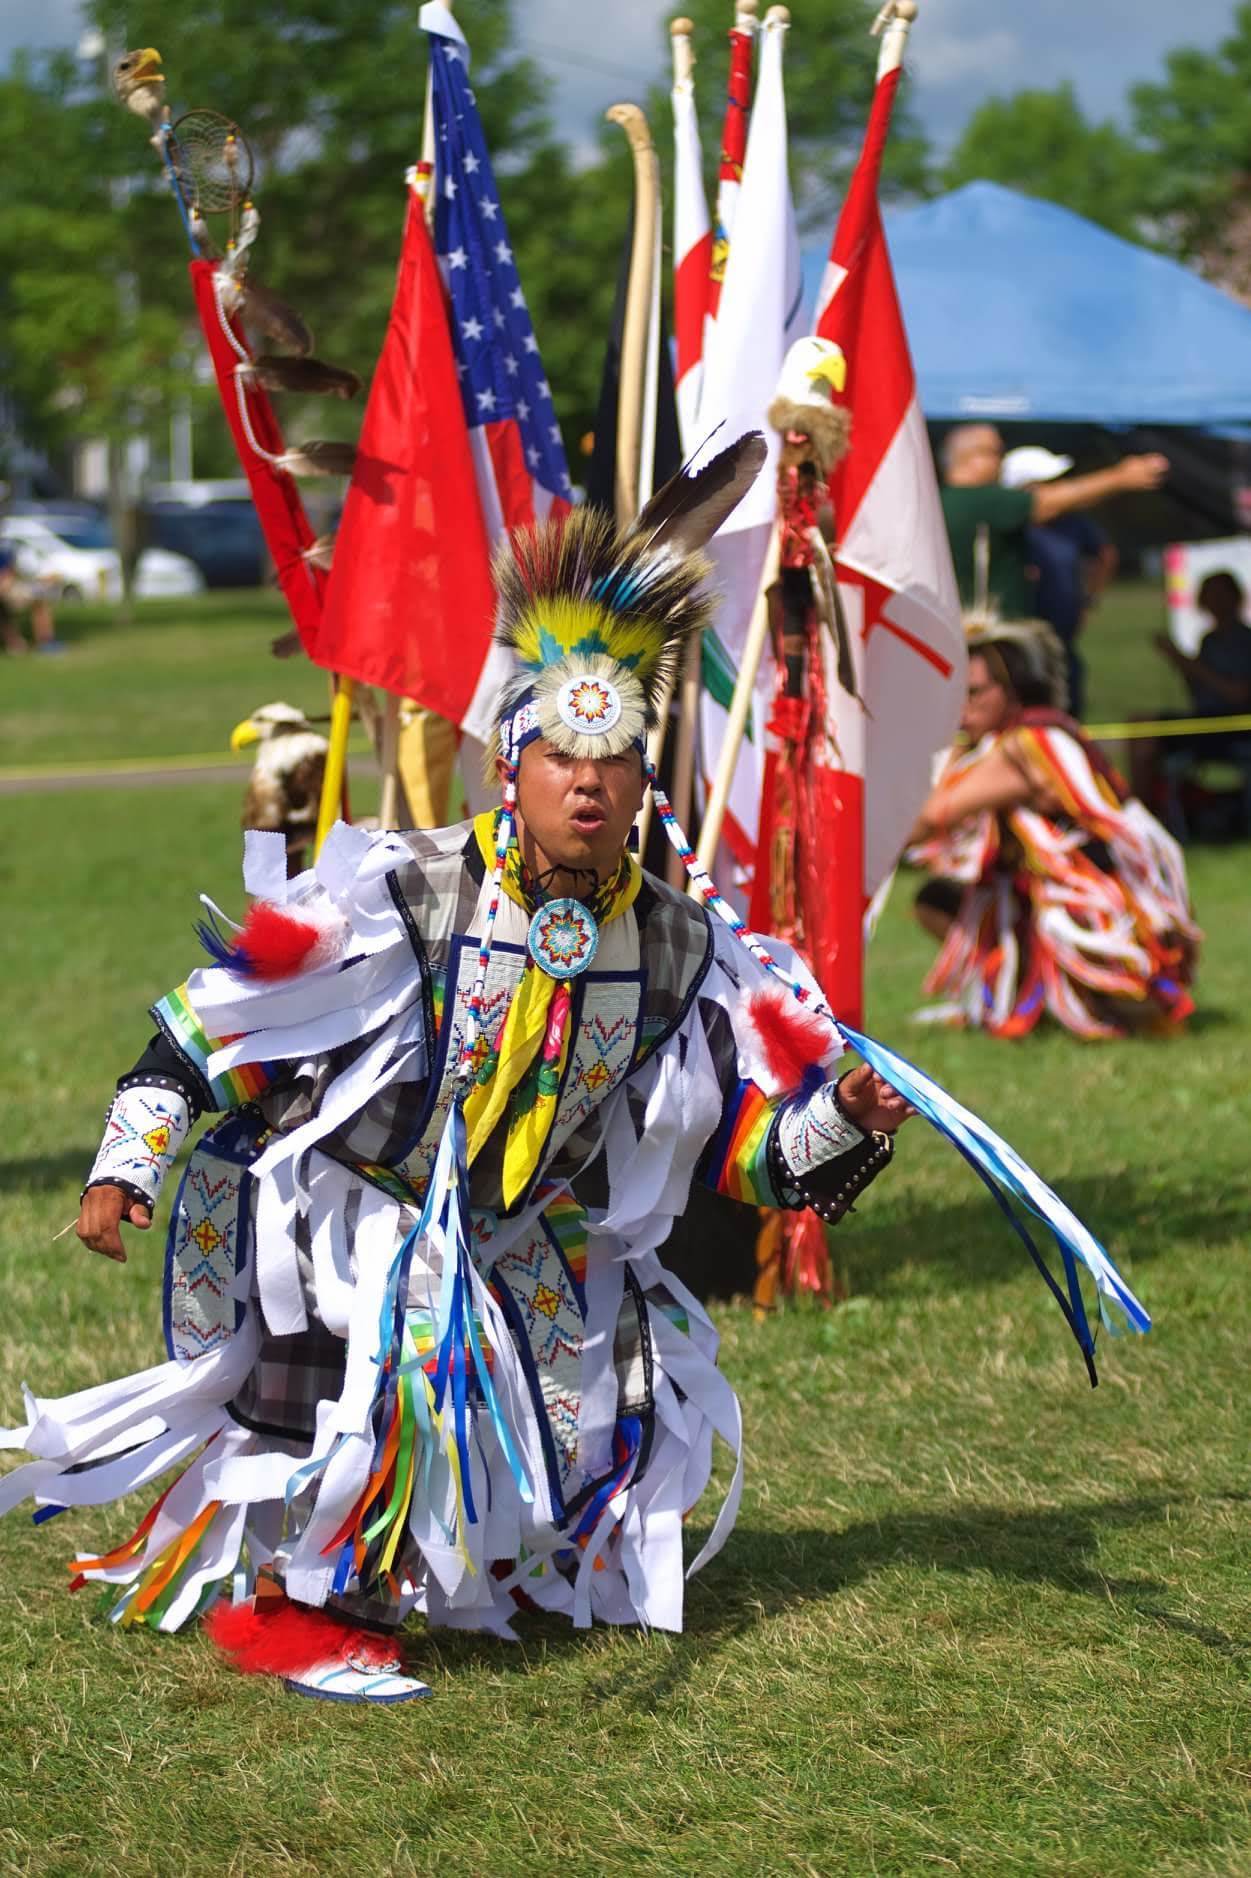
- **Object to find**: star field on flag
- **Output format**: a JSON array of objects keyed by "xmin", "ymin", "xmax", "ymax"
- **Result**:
[{"xmin": 429, "ymin": 31, "xmax": 573, "ymax": 510}]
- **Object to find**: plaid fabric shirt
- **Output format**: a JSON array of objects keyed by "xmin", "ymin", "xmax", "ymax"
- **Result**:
[{"xmin": 253, "ymin": 821, "xmax": 733, "ymax": 1217}]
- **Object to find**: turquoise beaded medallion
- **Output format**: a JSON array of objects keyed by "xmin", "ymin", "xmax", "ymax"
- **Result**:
[{"xmin": 527, "ymin": 899, "xmax": 600, "ymax": 979}]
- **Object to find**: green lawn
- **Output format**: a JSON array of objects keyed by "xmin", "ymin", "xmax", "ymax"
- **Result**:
[
  {"xmin": 0, "ymin": 577, "xmax": 1190, "ymax": 775},
  {"xmin": 1, "ymin": 594, "xmax": 1249, "ymax": 1876},
  {"xmin": 0, "ymin": 591, "xmax": 310, "ymax": 768}
]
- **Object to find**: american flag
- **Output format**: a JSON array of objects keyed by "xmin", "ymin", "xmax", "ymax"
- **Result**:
[{"xmin": 428, "ymin": 21, "xmax": 572, "ymax": 544}]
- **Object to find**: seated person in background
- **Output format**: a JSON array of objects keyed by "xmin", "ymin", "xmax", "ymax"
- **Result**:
[
  {"xmin": 909, "ymin": 622, "xmax": 1199, "ymax": 1041},
  {"xmin": 0, "ymin": 547, "xmax": 63, "ymax": 655},
  {"xmin": 940, "ymin": 425, "xmax": 1165, "ymax": 620},
  {"xmin": 1133, "ymin": 570, "xmax": 1251, "ymax": 835},
  {"xmin": 1000, "ymin": 445, "xmax": 1118, "ymax": 720}
]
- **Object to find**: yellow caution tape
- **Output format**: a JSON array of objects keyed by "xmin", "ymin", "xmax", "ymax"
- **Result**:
[{"xmin": 1083, "ymin": 713, "xmax": 1251, "ymax": 742}]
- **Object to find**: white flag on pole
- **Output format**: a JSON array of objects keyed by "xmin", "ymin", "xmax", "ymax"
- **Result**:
[{"xmin": 694, "ymin": 9, "xmax": 804, "ymax": 880}]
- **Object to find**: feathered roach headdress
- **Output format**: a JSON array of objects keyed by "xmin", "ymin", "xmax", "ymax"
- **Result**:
[{"xmin": 491, "ymin": 430, "xmax": 768, "ymax": 766}]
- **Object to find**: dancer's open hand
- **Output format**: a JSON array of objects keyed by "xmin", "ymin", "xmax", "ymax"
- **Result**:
[{"xmin": 76, "ymin": 1184, "xmax": 151, "ymax": 1263}]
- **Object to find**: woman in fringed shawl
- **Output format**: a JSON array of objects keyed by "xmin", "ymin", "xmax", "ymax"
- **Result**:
[{"xmin": 910, "ymin": 623, "xmax": 1200, "ymax": 1040}]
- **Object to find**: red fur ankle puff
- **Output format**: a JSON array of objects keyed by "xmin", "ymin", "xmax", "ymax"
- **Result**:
[{"xmin": 204, "ymin": 1594, "xmax": 390, "ymax": 1677}]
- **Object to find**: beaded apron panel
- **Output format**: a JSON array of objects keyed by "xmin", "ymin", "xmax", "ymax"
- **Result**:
[
  {"xmin": 391, "ymin": 933, "xmax": 644, "ymax": 1200},
  {"xmin": 489, "ymin": 1197, "xmax": 654, "ymax": 1524},
  {"xmin": 162, "ymin": 1111, "xmax": 262, "ymax": 1363}
]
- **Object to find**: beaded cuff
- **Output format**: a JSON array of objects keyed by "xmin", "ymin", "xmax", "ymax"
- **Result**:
[
  {"xmin": 794, "ymin": 1130, "xmax": 894, "ymax": 1226},
  {"xmin": 775, "ymin": 1078, "xmax": 865, "ymax": 1177},
  {"xmin": 770, "ymin": 1079, "xmax": 895, "ymax": 1225},
  {"xmin": 83, "ymin": 1081, "xmax": 191, "ymax": 1209}
]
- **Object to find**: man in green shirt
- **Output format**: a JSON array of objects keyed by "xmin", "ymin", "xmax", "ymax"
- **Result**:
[{"xmin": 939, "ymin": 425, "xmax": 1168, "ymax": 622}]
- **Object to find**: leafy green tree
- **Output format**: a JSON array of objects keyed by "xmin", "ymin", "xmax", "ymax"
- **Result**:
[
  {"xmin": 0, "ymin": 53, "xmax": 185, "ymax": 466},
  {"xmin": 14, "ymin": 1, "xmax": 623, "ymax": 484},
  {"xmin": 1130, "ymin": 5, "xmax": 1251, "ymax": 295},
  {"xmin": 942, "ymin": 83, "xmax": 1149, "ymax": 242}
]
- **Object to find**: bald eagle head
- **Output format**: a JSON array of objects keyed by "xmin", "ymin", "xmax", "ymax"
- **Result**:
[
  {"xmin": 231, "ymin": 702, "xmax": 330, "ymax": 839},
  {"xmin": 112, "ymin": 47, "xmax": 165, "ymax": 116}
]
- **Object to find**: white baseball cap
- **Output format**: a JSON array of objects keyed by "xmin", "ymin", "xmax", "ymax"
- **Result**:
[{"xmin": 1000, "ymin": 445, "xmax": 1074, "ymax": 489}]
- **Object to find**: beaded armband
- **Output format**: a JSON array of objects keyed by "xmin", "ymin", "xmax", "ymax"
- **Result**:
[
  {"xmin": 769, "ymin": 1078, "xmax": 895, "ymax": 1225},
  {"xmin": 82, "ymin": 1076, "xmax": 192, "ymax": 1211},
  {"xmin": 775, "ymin": 1078, "xmax": 865, "ymax": 1177}
]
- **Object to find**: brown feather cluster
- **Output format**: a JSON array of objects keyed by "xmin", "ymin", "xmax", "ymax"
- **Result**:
[
  {"xmin": 492, "ymin": 430, "xmax": 768, "ymax": 734},
  {"xmin": 766, "ymin": 397, "xmax": 852, "ymax": 477}
]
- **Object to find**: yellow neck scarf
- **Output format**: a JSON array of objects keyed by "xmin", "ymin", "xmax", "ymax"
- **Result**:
[{"xmin": 461, "ymin": 812, "xmax": 641, "ymax": 1207}]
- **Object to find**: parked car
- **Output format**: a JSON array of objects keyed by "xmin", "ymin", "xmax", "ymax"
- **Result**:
[
  {"xmin": 144, "ymin": 481, "xmax": 269, "ymax": 587},
  {"xmin": 0, "ymin": 513, "xmax": 204, "ymax": 601}
]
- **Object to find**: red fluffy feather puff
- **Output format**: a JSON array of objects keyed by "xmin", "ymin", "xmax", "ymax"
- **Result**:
[
  {"xmin": 745, "ymin": 985, "xmax": 839, "ymax": 1092},
  {"xmin": 204, "ymin": 1595, "xmax": 386, "ymax": 1676},
  {"xmin": 231, "ymin": 900, "xmax": 344, "ymax": 980}
]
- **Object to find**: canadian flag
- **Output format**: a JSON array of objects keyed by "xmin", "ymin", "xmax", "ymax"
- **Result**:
[{"xmin": 814, "ymin": 10, "xmax": 965, "ymax": 912}]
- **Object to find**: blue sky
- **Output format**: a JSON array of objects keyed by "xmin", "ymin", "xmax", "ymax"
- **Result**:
[{"xmin": 2, "ymin": 0, "xmax": 1240, "ymax": 157}]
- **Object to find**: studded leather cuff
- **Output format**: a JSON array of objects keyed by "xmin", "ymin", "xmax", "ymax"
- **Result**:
[
  {"xmin": 793, "ymin": 1129, "xmax": 894, "ymax": 1226},
  {"xmin": 83, "ymin": 1081, "xmax": 191, "ymax": 1208},
  {"xmin": 770, "ymin": 1077, "xmax": 895, "ymax": 1224}
]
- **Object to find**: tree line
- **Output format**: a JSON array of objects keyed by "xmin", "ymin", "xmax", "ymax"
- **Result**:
[{"xmin": 1, "ymin": 0, "xmax": 1248, "ymax": 494}]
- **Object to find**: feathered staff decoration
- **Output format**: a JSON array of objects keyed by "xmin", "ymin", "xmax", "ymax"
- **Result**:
[{"xmin": 111, "ymin": 50, "xmax": 362, "ymax": 651}]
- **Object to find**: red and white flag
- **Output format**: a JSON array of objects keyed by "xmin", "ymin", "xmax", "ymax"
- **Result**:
[
  {"xmin": 672, "ymin": 12, "xmax": 755, "ymax": 456},
  {"xmin": 671, "ymin": 38, "xmax": 712, "ymax": 454},
  {"xmin": 814, "ymin": 8, "xmax": 964, "ymax": 906},
  {"xmin": 708, "ymin": 9, "xmax": 756, "ymax": 327}
]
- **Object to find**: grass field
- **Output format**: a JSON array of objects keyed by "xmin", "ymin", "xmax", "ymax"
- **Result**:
[{"xmin": 1, "ymin": 591, "xmax": 1249, "ymax": 1877}]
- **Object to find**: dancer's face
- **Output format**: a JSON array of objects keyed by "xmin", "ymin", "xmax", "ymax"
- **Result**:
[
  {"xmin": 499, "ymin": 740, "xmax": 645, "ymax": 885},
  {"xmin": 962, "ymin": 654, "xmax": 1011, "ymax": 741}
]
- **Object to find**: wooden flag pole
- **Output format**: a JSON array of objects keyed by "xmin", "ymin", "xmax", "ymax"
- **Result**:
[
  {"xmin": 634, "ymin": 33, "xmax": 691, "ymax": 863},
  {"xmin": 606, "ymin": 103, "xmax": 659, "ymax": 528},
  {"xmin": 637, "ymin": 18, "xmax": 700, "ymax": 881}
]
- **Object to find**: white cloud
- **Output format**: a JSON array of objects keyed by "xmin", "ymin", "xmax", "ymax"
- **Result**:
[{"xmin": 915, "ymin": 26, "xmax": 1021, "ymax": 87}]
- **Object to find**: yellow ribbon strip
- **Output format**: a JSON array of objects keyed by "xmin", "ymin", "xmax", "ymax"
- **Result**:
[
  {"xmin": 1084, "ymin": 713, "xmax": 1251, "ymax": 742},
  {"xmin": 463, "ymin": 813, "xmax": 641, "ymax": 1209}
]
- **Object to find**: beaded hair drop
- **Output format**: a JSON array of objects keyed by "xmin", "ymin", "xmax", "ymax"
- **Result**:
[
  {"xmin": 455, "ymin": 761, "xmax": 518, "ymax": 1089},
  {"xmin": 644, "ymin": 759, "xmax": 842, "ymax": 1038}
]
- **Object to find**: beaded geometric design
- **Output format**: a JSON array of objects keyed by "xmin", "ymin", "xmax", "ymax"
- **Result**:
[
  {"xmin": 395, "ymin": 943, "xmax": 527, "ymax": 1188},
  {"xmin": 527, "ymin": 900, "xmax": 599, "ymax": 979},
  {"xmin": 776, "ymin": 1081, "xmax": 862, "ymax": 1179},
  {"xmin": 164, "ymin": 1121, "xmax": 255, "ymax": 1363},
  {"xmin": 89, "ymin": 1086, "xmax": 190, "ymax": 1205},
  {"xmin": 555, "ymin": 982, "xmax": 641, "ymax": 1134},
  {"xmin": 555, "ymin": 673, "xmax": 622, "ymax": 738},
  {"xmin": 492, "ymin": 1214, "xmax": 587, "ymax": 1494}
]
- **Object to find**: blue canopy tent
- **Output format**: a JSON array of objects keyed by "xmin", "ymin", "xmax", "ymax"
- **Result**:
[{"xmin": 801, "ymin": 181, "xmax": 1251, "ymax": 427}]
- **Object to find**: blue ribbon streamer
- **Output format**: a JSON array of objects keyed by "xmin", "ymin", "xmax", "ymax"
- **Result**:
[{"xmin": 838, "ymin": 1020, "xmax": 1151, "ymax": 1387}]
